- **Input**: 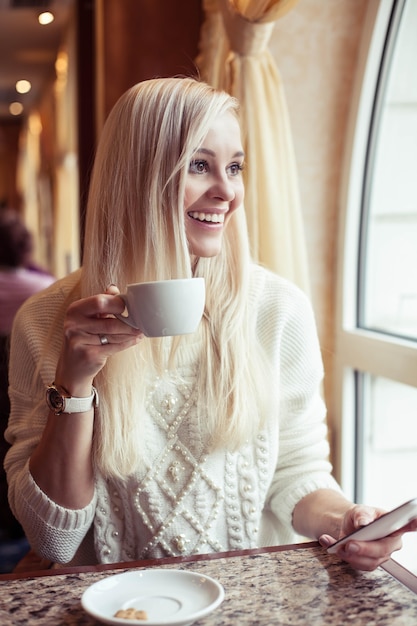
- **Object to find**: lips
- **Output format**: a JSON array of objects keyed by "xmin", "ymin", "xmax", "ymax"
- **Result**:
[{"xmin": 188, "ymin": 212, "xmax": 225, "ymax": 223}]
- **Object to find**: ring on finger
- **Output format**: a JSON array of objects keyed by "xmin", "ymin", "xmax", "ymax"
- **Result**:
[{"xmin": 99, "ymin": 335, "xmax": 109, "ymax": 345}]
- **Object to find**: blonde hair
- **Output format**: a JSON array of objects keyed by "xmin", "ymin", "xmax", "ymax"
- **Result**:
[{"xmin": 81, "ymin": 77, "xmax": 271, "ymax": 477}]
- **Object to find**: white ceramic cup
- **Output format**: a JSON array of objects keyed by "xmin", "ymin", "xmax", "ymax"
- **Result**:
[{"xmin": 115, "ymin": 278, "xmax": 205, "ymax": 337}]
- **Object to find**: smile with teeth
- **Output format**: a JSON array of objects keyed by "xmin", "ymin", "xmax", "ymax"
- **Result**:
[{"xmin": 189, "ymin": 212, "xmax": 225, "ymax": 223}]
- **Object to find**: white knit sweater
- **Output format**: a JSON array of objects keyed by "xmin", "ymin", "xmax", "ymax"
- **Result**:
[{"xmin": 5, "ymin": 265, "xmax": 341, "ymax": 565}]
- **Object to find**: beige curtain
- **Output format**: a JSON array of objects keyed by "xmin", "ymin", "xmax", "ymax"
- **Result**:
[{"xmin": 196, "ymin": 0, "xmax": 310, "ymax": 293}]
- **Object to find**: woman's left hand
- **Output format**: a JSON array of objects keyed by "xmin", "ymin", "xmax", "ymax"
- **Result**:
[{"xmin": 319, "ymin": 504, "xmax": 417, "ymax": 571}]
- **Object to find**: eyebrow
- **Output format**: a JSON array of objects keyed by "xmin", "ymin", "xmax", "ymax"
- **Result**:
[{"xmin": 194, "ymin": 148, "xmax": 245, "ymax": 158}]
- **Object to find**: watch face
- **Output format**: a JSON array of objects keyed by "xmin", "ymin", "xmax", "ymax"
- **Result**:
[{"xmin": 46, "ymin": 387, "xmax": 65, "ymax": 414}]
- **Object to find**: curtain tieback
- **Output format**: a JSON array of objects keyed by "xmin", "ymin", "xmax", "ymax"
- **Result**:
[{"xmin": 220, "ymin": 3, "xmax": 274, "ymax": 57}]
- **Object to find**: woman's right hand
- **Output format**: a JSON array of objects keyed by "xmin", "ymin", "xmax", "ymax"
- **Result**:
[
  {"xmin": 28, "ymin": 285, "xmax": 143, "ymax": 509},
  {"xmin": 54, "ymin": 284, "xmax": 143, "ymax": 396}
]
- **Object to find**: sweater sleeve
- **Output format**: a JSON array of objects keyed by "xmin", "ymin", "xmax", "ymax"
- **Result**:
[
  {"xmin": 4, "ymin": 273, "xmax": 96, "ymax": 563},
  {"xmin": 258, "ymin": 272, "xmax": 342, "ymax": 538}
]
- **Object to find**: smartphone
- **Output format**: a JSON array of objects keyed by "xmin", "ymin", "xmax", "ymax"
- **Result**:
[{"xmin": 327, "ymin": 497, "xmax": 417, "ymax": 554}]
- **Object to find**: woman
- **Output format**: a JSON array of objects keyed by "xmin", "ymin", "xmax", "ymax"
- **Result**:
[{"xmin": 4, "ymin": 77, "xmax": 413, "ymax": 571}]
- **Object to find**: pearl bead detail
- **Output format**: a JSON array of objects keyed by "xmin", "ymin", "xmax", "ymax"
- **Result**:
[{"xmin": 93, "ymin": 370, "xmax": 274, "ymax": 563}]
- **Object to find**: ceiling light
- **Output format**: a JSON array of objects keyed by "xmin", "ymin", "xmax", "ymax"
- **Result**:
[
  {"xmin": 16, "ymin": 80, "xmax": 32, "ymax": 94},
  {"xmin": 9, "ymin": 102, "xmax": 24, "ymax": 116},
  {"xmin": 38, "ymin": 11, "xmax": 54, "ymax": 25}
]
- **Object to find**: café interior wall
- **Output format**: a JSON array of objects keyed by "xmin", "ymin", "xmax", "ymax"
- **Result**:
[
  {"xmin": 270, "ymin": 0, "xmax": 368, "ymax": 462},
  {"xmin": 16, "ymin": 9, "xmax": 79, "ymax": 278},
  {"xmin": 0, "ymin": 122, "xmax": 20, "ymax": 210},
  {"xmin": 17, "ymin": 0, "xmax": 202, "ymax": 277}
]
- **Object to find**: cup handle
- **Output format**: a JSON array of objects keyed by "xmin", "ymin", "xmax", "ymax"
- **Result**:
[{"xmin": 114, "ymin": 294, "xmax": 138, "ymax": 328}]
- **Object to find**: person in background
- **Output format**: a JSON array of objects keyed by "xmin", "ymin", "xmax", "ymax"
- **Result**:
[
  {"xmin": 4, "ymin": 78, "xmax": 416, "ymax": 573},
  {"xmin": 0, "ymin": 208, "xmax": 55, "ymax": 337},
  {"xmin": 0, "ymin": 208, "xmax": 55, "ymax": 570}
]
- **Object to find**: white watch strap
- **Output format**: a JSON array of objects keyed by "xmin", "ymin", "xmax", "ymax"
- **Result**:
[{"xmin": 62, "ymin": 387, "xmax": 99, "ymax": 413}]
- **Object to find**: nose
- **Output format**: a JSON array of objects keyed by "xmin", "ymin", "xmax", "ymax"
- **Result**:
[{"xmin": 208, "ymin": 173, "xmax": 235, "ymax": 202}]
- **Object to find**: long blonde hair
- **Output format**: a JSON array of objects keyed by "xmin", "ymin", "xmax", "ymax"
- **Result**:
[{"xmin": 81, "ymin": 77, "xmax": 270, "ymax": 477}]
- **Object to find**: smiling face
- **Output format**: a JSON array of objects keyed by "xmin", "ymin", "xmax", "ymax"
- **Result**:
[{"xmin": 184, "ymin": 111, "xmax": 245, "ymax": 261}]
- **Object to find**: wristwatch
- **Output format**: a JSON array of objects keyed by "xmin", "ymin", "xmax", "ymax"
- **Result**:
[{"xmin": 46, "ymin": 383, "xmax": 99, "ymax": 415}]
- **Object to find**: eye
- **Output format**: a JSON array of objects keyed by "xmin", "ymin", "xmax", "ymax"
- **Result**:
[
  {"xmin": 189, "ymin": 159, "xmax": 209, "ymax": 174},
  {"xmin": 227, "ymin": 162, "xmax": 245, "ymax": 176}
]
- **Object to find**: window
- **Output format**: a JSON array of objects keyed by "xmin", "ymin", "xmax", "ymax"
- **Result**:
[
  {"xmin": 359, "ymin": 0, "xmax": 417, "ymax": 340},
  {"xmin": 335, "ymin": 0, "xmax": 417, "ymax": 573}
]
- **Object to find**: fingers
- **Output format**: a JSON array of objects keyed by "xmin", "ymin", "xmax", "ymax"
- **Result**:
[
  {"xmin": 66, "ymin": 292, "xmax": 125, "ymax": 321},
  {"xmin": 320, "ymin": 530, "xmax": 404, "ymax": 572},
  {"xmin": 338, "ymin": 534, "xmax": 402, "ymax": 571},
  {"xmin": 343, "ymin": 505, "xmax": 381, "ymax": 535},
  {"xmin": 55, "ymin": 286, "xmax": 143, "ymax": 390},
  {"xmin": 352, "ymin": 507, "xmax": 377, "ymax": 529},
  {"xmin": 64, "ymin": 291, "xmax": 141, "ymax": 342},
  {"xmin": 95, "ymin": 332, "xmax": 141, "ymax": 349},
  {"xmin": 105, "ymin": 283, "xmax": 120, "ymax": 296},
  {"xmin": 320, "ymin": 503, "xmax": 417, "ymax": 572}
]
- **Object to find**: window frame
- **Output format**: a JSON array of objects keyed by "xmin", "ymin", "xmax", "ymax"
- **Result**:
[{"xmin": 333, "ymin": 0, "xmax": 417, "ymax": 500}]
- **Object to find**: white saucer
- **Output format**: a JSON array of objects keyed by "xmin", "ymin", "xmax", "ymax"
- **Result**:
[{"xmin": 81, "ymin": 569, "xmax": 225, "ymax": 625}]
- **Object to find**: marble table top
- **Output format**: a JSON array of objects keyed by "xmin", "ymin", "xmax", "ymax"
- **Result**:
[{"xmin": 1, "ymin": 542, "xmax": 416, "ymax": 625}]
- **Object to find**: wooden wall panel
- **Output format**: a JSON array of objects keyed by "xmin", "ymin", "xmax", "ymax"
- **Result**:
[
  {"xmin": 77, "ymin": 0, "xmax": 203, "ymax": 241},
  {"xmin": 0, "ymin": 121, "xmax": 21, "ymax": 210},
  {"xmin": 97, "ymin": 0, "xmax": 203, "ymax": 126}
]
